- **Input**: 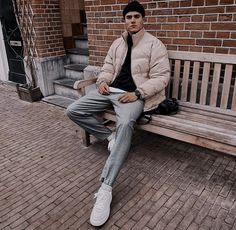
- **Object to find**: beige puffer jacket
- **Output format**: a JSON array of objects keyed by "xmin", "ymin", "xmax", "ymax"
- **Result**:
[{"xmin": 97, "ymin": 28, "xmax": 170, "ymax": 112}]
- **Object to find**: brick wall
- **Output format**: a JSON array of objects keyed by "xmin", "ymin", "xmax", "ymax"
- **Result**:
[
  {"xmin": 84, "ymin": 0, "xmax": 236, "ymax": 66},
  {"xmin": 32, "ymin": 0, "xmax": 65, "ymax": 57},
  {"xmin": 17, "ymin": 0, "xmax": 65, "ymax": 58}
]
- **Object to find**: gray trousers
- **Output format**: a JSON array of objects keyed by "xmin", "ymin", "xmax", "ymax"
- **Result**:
[{"xmin": 66, "ymin": 89, "xmax": 144, "ymax": 186}]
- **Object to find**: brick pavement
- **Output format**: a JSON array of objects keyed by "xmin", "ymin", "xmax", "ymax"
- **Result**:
[{"xmin": 0, "ymin": 82, "xmax": 236, "ymax": 230}]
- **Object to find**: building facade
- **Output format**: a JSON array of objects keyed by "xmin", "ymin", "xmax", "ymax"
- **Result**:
[{"xmin": 0, "ymin": 0, "xmax": 236, "ymax": 103}]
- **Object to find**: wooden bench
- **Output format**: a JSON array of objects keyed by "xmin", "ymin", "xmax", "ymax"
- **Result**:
[{"xmin": 74, "ymin": 51, "xmax": 236, "ymax": 156}]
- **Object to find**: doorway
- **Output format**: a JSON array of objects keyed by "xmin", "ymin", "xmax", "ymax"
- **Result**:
[
  {"xmin": 60, "ymin": 0, "xmax": 87, "ymax": 50},
  {"xmin": 0, "ymin": 0, "xmax": 26, "ymax": 84}
]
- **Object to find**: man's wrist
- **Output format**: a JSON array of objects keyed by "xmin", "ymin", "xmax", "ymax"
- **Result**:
[
  {"xmin": 134, "ymin": 89, "xmax": 142, "ymax": 99},
  {"xmin": 96, "ymin": 81, "xmax": 106, "ymax": 88}
]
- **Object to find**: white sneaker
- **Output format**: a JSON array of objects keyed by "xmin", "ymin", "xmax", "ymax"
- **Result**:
[
  {"xmin": 107, "ymin": 132, "xmax": 115, "ymax": 152},
  {"xmin": 90, "ymin": 183, "xmax": 112, "ymax": 227}
]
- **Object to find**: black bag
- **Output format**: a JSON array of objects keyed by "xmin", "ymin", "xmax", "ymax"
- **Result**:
[
  {"xmin": 151, "ymin": 98, "xmax": 179, "ymax": 115},
  {"xmin": 138, "ymin": 98, "xmax": 179, "ymax": 124}
]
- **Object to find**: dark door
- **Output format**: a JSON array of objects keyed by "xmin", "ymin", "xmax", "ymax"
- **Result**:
[{"xmin": 0, "ymin": 0, "xmax": 26, "ymax": 83}]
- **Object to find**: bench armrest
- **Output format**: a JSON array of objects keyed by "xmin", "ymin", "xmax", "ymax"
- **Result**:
[{"xmin": 73, "ymin": 78, "xmax": 98, "ymax": 90}]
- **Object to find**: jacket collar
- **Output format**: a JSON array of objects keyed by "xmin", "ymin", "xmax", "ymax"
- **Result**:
[{"xmin": 122, "ymin": 28, "xmax": 145, "ymax": 47}]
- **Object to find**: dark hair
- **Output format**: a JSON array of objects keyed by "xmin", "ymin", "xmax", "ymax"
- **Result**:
[{"xmin": 123, "ymin": 1, "xmax": 145, "ymax": 18}]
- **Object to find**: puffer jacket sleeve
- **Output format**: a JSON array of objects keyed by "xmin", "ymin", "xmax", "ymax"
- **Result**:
[
  {"xmin": 138, "ymin": 39, "xmax": 170, "ymax": 99},
  {"xmin": 96, "ymin": 41, "xmax": 116, "ymax": 86}
]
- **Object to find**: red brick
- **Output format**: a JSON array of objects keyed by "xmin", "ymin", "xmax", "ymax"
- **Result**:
[
  {"xmin": 100, "ymin": 0, "xmax": 116, "ymax": 4},
  {"xmin": 204, "ymin": 32, "xmax": 216, "ymax": 38},
  {"xmin": 231, "ymin": 32, "xmax": 236, "ymax": 39},
  {"xmin": 204, "ymin": 14, "xmax": 218, "ymax": 21},
  {"xmin": 162, "ymin": 23, "xmax": 185, "ymax": 30},
  {"xmin": 226, "ymin": 5, "xmax": 236, "ymax": 12},
  {"xmin": 191, "ymin": 31, "xmax": 203, "ymax": 38},
  {"xmin": 158, "ymin": 2, "xmax": 168, "ymax": 8},
  {"xmin": 217, "ymin": 32, "xmax": 230, "ymax": 38},
  {"xmin": 192, "ymin": 15, "xmax": 204, "ymax": 22},
  {"xmin": 156, "ymin": 16, "xmax": 167, "ymax": 23},
  {"xmin": 147, "ymin": 17, "xmax": 157, "ymax": 23},
  {"xmin": 169, "ymin": 1, "xmax": 179, "ymax": 8},
  {"xmin": 167, "ymin": 16, "xmax": 178, "ymax": 22},
  {"xmin": 156, "ymin": 31, "xmax": 166, "ymax": 37},
  {"xmin": 152, "ymin": 9, "xmax": 172, "ymax": 15},
  {"xmin": 229, "ymin": 48, "xmax": 236, "ymax": 54},
  {"xmin": 218, "ymin": 14, "xmax": 233, "ymax": 21},
  {"xmin": 216, "ymin": 47, "xmax": 229, "ymax": 53},
  {"xmin": 196, "ymin": 39, "xmax": 222, "ymax": 46},
  {"xmin": 220, "ymin": 0, "xmax": 234, "ymax": 4},
  {"xmin": 179, "ymin": 31, "xmax": 190, "ymax": 37},
  {"xmin": 223, "ymin": 40, "xmax": 236, "ymax": 47},
  {"xmin": 147, "ymin": 2, "xmax": 157, "ymax": 9},
  {"xmin": 168, "ymin": 31, "xmax": 182, "ymax": 39},
  {"xmin": 173, "ymin": 8, "xmax": 197, "ymax": 15},
  {"xmin": 192, "ymin": 0, "xmax": 204, "ymax": 6},
  {"xmin": 211, "ymin": 23, "xmax": 236, "ymax": 30},
  {"xmin": 185, "ymin": 23, "xmax": 210, "ymax": 30},
  {"xmin": 179, "ymin": 16, "xmax": 191, "ymax": 22},
  {"xmin": 180, "ymin": 0, "xmax": 192, "ymax": 7},
  {"xmin": 206, "ymin": 0, "xmax": 219, "ymax": 5},
  {"xmin": 198, "ymin": 6, "xmax": 225, "ymax": 14},
  {"xmin": 173, "ymin": 38, "xmax": 195, "ymax": 45},
  {"xmin": 160, "ymin": 38, "xmax": 173, "ymax": 44}
]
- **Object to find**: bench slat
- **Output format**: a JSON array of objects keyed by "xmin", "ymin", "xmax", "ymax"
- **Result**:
[
  {"xmin": 179, "ymin": 102, "xmax": 236, "ymax": 119},
  {"xmin": 150, "ymin": 116, "xmax": 236, "ymax": 146},
  {"xmin": 190, "ymin": 62, "xmax": 200, "ymax": 103},
  {"xmin": 172, "ymin": 60, "xmax": 181, "ymax": 98},
  {"xmin": 168, "ymin": 51, "xmax": 236, "ymax": 64},
  {"xmin": 177, "ymin": 111, "xmax": 236, "ymax": 129},
  {"xmin": 181, "ymin": 61, "xmax": 190, "ymax": 101},
  {"xmin": 210, "ymin": 63, "xmax": 221, "ymax": 107},
  {"xmin": 139, "ymin": 124, "xmax": 236, "ymax": 156},
  {"xmin": 220, "ymin": 64, "xmax": 233, "ymax": 109},
  {"xmin": 232, "ymin": 77, "xmax": 236, "ymax": 111},
  {"xmin": 166, "ymin": 60, "xmax": 173, "ymax": 98},
  {"xmin": 200, "ymin": 63, "xmax": 211, "ymax": 105}
]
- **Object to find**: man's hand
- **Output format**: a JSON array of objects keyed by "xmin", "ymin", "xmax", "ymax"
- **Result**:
[
  {"xmin": 98, "ymin": 82, "xmax": 110, "ymax": 95},
  {"xmin": 118, "ymin": 92, "xmax": 138, "ymax": 103}
]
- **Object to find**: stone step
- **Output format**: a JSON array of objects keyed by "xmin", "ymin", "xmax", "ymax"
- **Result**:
[
  {"xmin": 42, "ymin": 95, "xmax": 75, "ymax": 108},
  {"xmin": 67, "ymin": 48, "xmax": 89, "ymax": 64},
  {"xmin": 64, "ymin": 64, "xmax": 87, "ymax": 80},
  {"xmin": 74, "ymin": 35, "xmax": 88, "ymax": 49},
  {"xmin": 53, "ymin": 78, "xmax": 81, "ymax": 100}
]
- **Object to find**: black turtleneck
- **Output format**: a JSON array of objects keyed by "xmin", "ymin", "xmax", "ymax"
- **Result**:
[{"xmin": 110, "ymin": 33, "xmax": 136, "ymax": 92}]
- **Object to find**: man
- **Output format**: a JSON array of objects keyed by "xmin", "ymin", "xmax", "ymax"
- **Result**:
[{"xmin": 66, "ymin": 0, "xmax": 170, "ymax": 227}]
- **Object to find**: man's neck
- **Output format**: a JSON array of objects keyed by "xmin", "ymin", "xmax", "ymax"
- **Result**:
[{"xmin": 128, "ymin": 27, "xmax": 143, "ymax": 35}]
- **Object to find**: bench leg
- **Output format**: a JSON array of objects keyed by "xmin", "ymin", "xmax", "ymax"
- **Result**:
[{"xmin": 81, "ymin": 129, "xmax": 90, "ymax": 147}]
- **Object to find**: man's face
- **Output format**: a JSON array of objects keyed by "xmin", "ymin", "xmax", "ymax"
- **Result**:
[{"xmin": 125, "ymin": 11, "xmax": 144, "ymax": 34}]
